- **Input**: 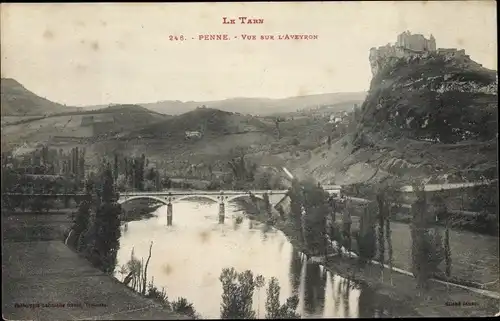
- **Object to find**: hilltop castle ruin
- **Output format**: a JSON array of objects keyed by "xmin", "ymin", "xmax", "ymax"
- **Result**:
[
  {"xmin": 369, "ymin": 31, "xmax": 470, "ymax": 75},
  {"xmin": 396, "ymin": 31, "xmax": 436, "ymax": 52}
]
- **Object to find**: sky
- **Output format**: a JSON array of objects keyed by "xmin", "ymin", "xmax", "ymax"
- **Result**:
[{"xmin": 1, "ymin": 2, "xmax": 497, "ymax": 106}]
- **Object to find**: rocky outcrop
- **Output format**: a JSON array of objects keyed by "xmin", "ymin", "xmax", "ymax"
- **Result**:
[
  {"xmin": 295, "ymin": 45, "xmax": 498, "ymax": 187},
  {"xmin": 361, "ymin": 49, "xmax": 497, "ymax": 144}
]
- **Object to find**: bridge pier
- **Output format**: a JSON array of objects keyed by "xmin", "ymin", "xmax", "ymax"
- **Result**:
[
  {"xmin": 219, "ymin": 202, "xmax": 225, "ymax": 224},
  {"xmin": 167, "ymin": 202, "xmax": 173, "ymax": 226}
]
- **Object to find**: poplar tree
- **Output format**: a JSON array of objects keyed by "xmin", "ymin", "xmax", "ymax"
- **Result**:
[{"xmin": 92, "ymin": 163, "xmax": 122, "ymax": 273}]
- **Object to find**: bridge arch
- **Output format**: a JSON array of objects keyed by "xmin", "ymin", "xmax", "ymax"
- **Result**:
[
  {"xmin": 173, "ymin": 194, "xmax": 220, "ymax": 203},
  {"xmin": 226, "ymin": 194, "xmax": 264, "ymax": 202},
  {"xmin": 118, "ymin": 195, "xmax": 170, "ymax": 206}
]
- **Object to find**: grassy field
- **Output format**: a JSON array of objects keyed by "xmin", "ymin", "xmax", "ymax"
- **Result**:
[
  {"xmin": 334, "ymin": 215, "xmax": 499, "ymax": 291},
  {"xmin": 1, "ymin": 106, "xmax": 169, "ymax": 151},
  {"xmin": 2, "ymin": 211, "xmax": 75, "ymax": 242}
]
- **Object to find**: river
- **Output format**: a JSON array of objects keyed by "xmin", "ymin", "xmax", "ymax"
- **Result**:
[{"xmin": 114, "ymin": 200, "xmax": 405, "ymax": 318}]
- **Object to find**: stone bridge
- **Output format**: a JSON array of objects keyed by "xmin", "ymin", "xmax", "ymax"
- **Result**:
[
  {"xmin": 118, "ymin": 190, "xmax": 289, "ymax": 225},
  {"xmin": 118, "ymin": 188, "xmax": 342, "ymax": 225}
]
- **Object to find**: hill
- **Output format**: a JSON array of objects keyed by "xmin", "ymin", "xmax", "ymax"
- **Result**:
[
  {"xmin": 86, "ymin": 108, "xmax": 276, "ymax": 165},
  {"xmin": 129, "ymin": 107, "xmax": 269, "ymax": 139},
  {"xmin": 1, "ymin": 78, "xmax": 77, "ymax": 116},
  {"xmin": 138, "ymin": 92, "xmax": 367, "ymax": 116},
  {"xmin": 287, "ymin": 49, "xmax": 498, "ymax": 186},
  {"xmin": 1, "ymin": 103, "xmax": 170, "ymax": 151}
]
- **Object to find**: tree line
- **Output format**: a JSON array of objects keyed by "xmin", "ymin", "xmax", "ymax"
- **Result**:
[
  {"xmin": 2, "ymin": 146, "xmax": 86, "ymax": 182},
  {"xmin": 1, "ymin": 146, "xmax": 86, "ymax": 211},
  {"xmin": 276, "ymin": 178, "xmax": 453, "ymax": 294}
]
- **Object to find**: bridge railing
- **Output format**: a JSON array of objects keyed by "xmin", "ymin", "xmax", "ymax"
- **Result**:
[{"xmin": 118, "ymin": 190, "xmax": 291, "ymax": 197}]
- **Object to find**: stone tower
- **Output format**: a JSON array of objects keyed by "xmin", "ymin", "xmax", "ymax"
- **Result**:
[{"xmin": 429, "ymin": 34, "xmax": 436, "ymax": 51}]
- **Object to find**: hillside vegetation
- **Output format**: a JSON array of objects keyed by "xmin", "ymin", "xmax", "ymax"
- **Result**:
[
  {"xmin": 129, "ymin": 107, "xmax": 269, "ymax": 139},
  {"xmin": 88, "ymin": 108, "xmax": 277, "ymax": 168},
  {"xmin": 1, "ymin": 103, "xmax": 169, "ymax": 151},
  {"xmin": 88, "ymin": 107, "xmax": 349, "ymax": 171}
]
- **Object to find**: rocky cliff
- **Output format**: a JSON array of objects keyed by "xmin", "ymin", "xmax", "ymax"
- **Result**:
[{"xmin": 291, "ymin": 48, "xmax": 498, "ymax": 186}]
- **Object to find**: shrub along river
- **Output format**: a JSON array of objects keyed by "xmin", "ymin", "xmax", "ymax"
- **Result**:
[{"xmin": 114, "ymin": 199, "xmax": 413, "ymax": 318}]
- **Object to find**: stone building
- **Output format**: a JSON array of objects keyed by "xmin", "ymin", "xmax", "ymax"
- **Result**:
[
  {"xmin": 396, "ymin": 31, "xmax": 436, "ymax": 52},
  {"xmin": 185, "ymin": 131, "xmax": 202, "ymax": 139},
  {"xmin": 369, "ymin": 31, "xmax": 469, "ymax": 75}
]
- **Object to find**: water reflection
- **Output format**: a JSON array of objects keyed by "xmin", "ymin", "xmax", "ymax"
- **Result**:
[
  {"xmin": 303, "ymin": 262, "xmax": 326, "ymax": 316},
  {"xmin": 289, "ymin": 249, "xmax": 303, "ymax": 296},
  {"xmin": 115, "ymin": 200, "xmax": 398, "ymax": 318}
]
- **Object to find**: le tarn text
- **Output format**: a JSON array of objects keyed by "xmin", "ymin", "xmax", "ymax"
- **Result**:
[{"xmin": 222, "ymin": 16, "xmax": 264, "ymax": 24}]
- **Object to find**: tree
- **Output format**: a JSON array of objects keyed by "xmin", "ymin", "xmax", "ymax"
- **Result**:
[
  {"xmin": 124, "ymin": 156, "xmax": 130, "ymax": 183},
  {"xmin": 444, "ymin": 222, "xmax": 452, "ymax": 278},
  {"xmin": 71, "ymin": 181, "xmax": 92, "ymax": 250},
  {"xmin": 356, "ymin": 204, "xmax": 377, "ymax": 265},
  {"xmin": 275, "ymin": 118, "xmax": 281, "ymax": 140},
  {"xmin": 287, "ymin": 179, "xmax": 331, "ymax": 255},
  {"xmin": 262, "ymin": 193, "xmax": 272, "ymax": 217},
  {"xmin": 75, "ymin": 147, "xmax": 79, "ymax": 180},
  {"xmin": 227, "ymin": 148, "xmax": 257, "ymax": 184},
  {"xmin": 255, "ymin": 275, "xmax": 265, "ymax": 317},
  {"xmin": 138, "ymin": 154, "xmax": 146, "ymax": 190},
  {"xmin": 219, "ymin": 268, "xmax": 259, "ymax": 319},
  {"xmin": 410, "ymin": 182, "xmax": 444, "ymax": 291},
  {"xmin": 432, "ymin": 190, "xmax": 452, "ymax": 277},
  {"xmin": 90, "ymin": 164, "xmax": 122, "ymax": 273},
  {"xmin": 303, "ymin": 205, "xmax": 328, "ymax": 256},
  {"xmin": 130, "ymin": 159, "xmax": 137, "ymax": 189},
  {"xmin": 327, "ymin": 196, "xmax": 343, "ymax": 254},
  {"xmin": 79, "ymin": 149, "xmax": 86, "ymax": 183},
  {"xmin": 265, "ymin": 277, "xmax": 300, "ymax": 319},
  {"xmin": 288, "ymin": 180, "xmax": 305, "ymax": 243},
  {"xmin": 376, "ymin": 191, "xmax": 387, "ymax": 274},
  {"xmin": 141, "ymin": 242, "xmax": 153, "ymax": 295},
  {"xmin": 340, "ymin": 198, "xmax": 353, "ymax": 255},
  {"xmin": 113, "ymin": 153, "xmax": 119, "ymax": 183},
  {"xmin": 384, "ymin": 182, "xmax": 403, "ymax": 284}
]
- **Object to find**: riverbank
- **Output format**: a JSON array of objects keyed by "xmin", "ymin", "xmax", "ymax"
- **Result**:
[
  {"xmin": 2, "ymin": 210, "xmax": 191, "ymax": 320},
  {"xmin": 330, "ymin": 202, "xmax": 499, "ymax": 292},
  {"xmin": 236, "ymin": 199, "xmax": 499, "ymax": 317}
]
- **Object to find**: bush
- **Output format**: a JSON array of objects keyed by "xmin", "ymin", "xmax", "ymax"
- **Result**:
[
  {"xmin": 29, "ymin": 196, "xmax": 50, "ymax": 213},
  {"xmin": 143, "ymin": 180, "xmax": 156, "ymax": 191},
  {"xmin": 145, "ymin": 282, "xmax": 170, "ymax": 307},
  {"xmin": 115, "ymin": 174, "xmax": 128, "ymax": 192},
  {"xmin": 171, "ymin": 297, "xmax": 200, "ymax": 319}
]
